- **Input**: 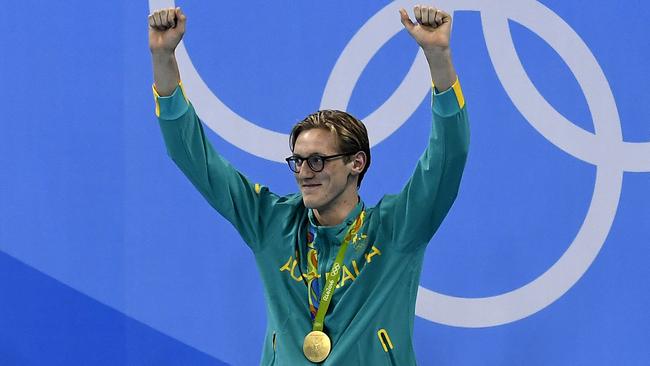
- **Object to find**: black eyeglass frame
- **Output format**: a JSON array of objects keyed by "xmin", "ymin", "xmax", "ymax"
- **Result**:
[{"xmin": 285, "ymin": 152, "xmax": 354, "ymax": 173}]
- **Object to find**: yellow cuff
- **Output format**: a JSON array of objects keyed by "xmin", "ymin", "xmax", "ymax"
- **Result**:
[
  {"xmin": 432, "ymin": 77, "xmax": 464, "ymax": 109},
  {"xmin": 152, "ymin": 84, "xmax": 161, "ymax": 117},
  {"xmin": 152, "ymin": 81, "xmax": 188, "ymax": 118}
]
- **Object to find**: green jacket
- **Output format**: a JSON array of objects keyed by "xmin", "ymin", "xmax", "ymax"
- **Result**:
[{"xmin": 155, "ymin": 81, "xmax": 469, "ymax": 365}]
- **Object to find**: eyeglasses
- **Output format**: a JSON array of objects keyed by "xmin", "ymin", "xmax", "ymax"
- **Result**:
[{"xmin": 285, "ymin": 153, "xmax": 352, "ymax": 173}]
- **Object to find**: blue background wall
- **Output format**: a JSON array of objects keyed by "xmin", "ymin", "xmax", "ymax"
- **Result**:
[{"xmin": 1, "ymin": 1, "xmax": 648, "ymax": 365}]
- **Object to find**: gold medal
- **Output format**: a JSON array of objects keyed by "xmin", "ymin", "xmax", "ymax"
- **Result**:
[
  {"xmin": 302, "ymin": 210, "xmax": 365, "ymax": 363},
  {"xmin": 303, "ymin": 330, "xmax": 331, "ymax": 363}
]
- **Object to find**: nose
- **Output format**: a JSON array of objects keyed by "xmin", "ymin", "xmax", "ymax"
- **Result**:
[{"xmin": 297, "ymin": 161, "xmax": 316, "ymax": 179}]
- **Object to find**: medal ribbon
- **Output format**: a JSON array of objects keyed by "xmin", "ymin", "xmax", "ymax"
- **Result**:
[{"xmin": 311, "ymin": 210, "xmax": 365, "ymax": 332}]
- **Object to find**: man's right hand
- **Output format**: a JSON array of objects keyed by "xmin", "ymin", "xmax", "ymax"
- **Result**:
[
  {"xmin": 149, "ymin": 7, "xmax": 186, "ymax": 96},
  {"xmin": 149, "ymin": 7, "xmax": 186, "ymax": 55}
]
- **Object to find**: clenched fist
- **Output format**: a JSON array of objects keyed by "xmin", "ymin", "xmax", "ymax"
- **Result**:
[
  {"xmin": 400, "ymin": 5, "xmax": 452, "ymax": 51},
  {"xmin": 148, "ymin": 7, "xmax": 186, "ymax": 55},
  {"xmin": 399, "ymin": 4, "xmax": 456, "ymax": 90}
]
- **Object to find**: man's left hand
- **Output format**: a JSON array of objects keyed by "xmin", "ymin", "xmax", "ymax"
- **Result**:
[{"xmin": 400, "ymin": 5, "xmax": 451, "ymax": 52}]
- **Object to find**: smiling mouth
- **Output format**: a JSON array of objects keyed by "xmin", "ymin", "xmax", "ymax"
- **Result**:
[{"xmin": 302, "ymin": 184, "xmax": 321, "ymax": 189}]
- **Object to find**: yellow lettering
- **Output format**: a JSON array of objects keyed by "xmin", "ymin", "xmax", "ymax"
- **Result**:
[
  {"xmin": 303, "ymin": 271, "xmax": 320, "ymax": 281},
  {"xmin": 289, "ymin": 259, "xmax": 303, "ymax": 282},
  {"xmin": 280, "ymin": 256, "xmax": 303, "ymax": 282},
  {"xmin": 340, "ymin": 265, "xmax": 356, "ymax": 287},
  {"xmin": 365, "ymin": 245, "xmax": 382, "ymax": 263},
  {"xmin": 351, "ymin": 260, "xmax": 360, "ymax": 276},
  {"xmin": 279, "ymin": 256, "xmax": 293, "ymax": 272}
]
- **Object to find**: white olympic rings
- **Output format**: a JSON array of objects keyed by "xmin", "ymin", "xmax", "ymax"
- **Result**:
[{"xmin": 148, "ymin": 0, "xmax": 650, "ymax": 329}]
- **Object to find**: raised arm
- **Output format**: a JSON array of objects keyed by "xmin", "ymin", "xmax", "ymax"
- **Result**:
[
  {"xmin": 148, "ymin": 8, "xmax": 282, "ymax": 251},
  {"xmin": 148, "ymin": 7, "xmax": 186, "ymax": 96},
  {"xmin": 399, "ymin": 5, "xmax": 456, "ymax": 90},
  {"xmin": 378, "ymin": 6, "xmax": 469, "ymax": 251}
]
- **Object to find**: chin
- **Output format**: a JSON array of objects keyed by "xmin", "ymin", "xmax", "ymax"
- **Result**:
[
  {"xmin": 301, "ymin": 196, "xmax": 319, "ymax": 209},
  {"xmin": 301, "ymin": 192, "xmax": 328, "ymax": 210}
]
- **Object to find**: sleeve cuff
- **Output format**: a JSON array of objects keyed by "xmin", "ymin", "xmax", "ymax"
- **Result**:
[
  {"xmin": 152, "ymin": 82, "xmax": 190, "ymax": 120},
  {"xmin": 432, "ymin": 78, "xmax": 465, "ymax": 117}
]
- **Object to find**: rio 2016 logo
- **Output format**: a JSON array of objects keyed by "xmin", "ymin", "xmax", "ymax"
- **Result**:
[{"xmin": 149, "ymin": 0, "xmax": 650, "ymax": 328}]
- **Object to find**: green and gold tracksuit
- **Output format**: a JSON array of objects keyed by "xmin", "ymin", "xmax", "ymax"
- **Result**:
[{"xmin": 154, "ymin": 80, "xmax": 469, "ymax": 365}]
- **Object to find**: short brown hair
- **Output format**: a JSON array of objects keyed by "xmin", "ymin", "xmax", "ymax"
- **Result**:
[{"xmin": 289, "ymin": 110, "xmax": 371, "ymax": 187}]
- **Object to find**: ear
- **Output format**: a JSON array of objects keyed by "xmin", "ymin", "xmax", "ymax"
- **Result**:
[{"xmin": 349, "ymin": 151, "xmax": 367, "ymax": 176}]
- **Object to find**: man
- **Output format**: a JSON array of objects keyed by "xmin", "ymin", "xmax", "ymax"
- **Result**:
[{"xmin": 149, "ymin": 4, "xmax": 469, "ymax": 365}]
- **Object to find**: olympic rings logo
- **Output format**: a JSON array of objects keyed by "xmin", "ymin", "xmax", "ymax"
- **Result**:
[{"xmin": 149, "ymin": 0, "xmax": 650, "ymax": 328}]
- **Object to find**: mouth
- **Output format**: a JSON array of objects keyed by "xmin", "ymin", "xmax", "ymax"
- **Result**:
[{"xmin": 301, "ymin": 184, "xmax": 321, "ymax": 191}]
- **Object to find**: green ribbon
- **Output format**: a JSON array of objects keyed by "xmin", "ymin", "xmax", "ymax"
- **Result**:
[{"xmin": 312, "ymin": 210, "xmax": 365, "ymax": 332}]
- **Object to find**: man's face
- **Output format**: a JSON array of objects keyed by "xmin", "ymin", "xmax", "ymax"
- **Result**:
[{"xmin": 292, "ymin": 128, "xmax": 356, "ymax": 211}]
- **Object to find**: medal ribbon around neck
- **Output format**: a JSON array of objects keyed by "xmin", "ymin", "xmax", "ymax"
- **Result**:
[
  {"xmin": 303, "ymin": 209, "xmax": 366, "ymax": 363},
  {"xmin": 310, "ymin": 209, "xmax": 365, "ymax": 332}
]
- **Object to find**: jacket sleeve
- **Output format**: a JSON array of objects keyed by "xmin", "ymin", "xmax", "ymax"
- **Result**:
[
  {"xmin": 154, "ymin": 83, "xmax": 280, "ymax": 251},
  {"xmin": 377, "ymin": 79, "xmax": 469, "ymax": 251}
]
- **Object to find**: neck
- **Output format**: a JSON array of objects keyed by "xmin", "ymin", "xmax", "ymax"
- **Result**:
[{"xmin": 313, "ymin": 192, "xmax": 359, "ymax": 227}]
